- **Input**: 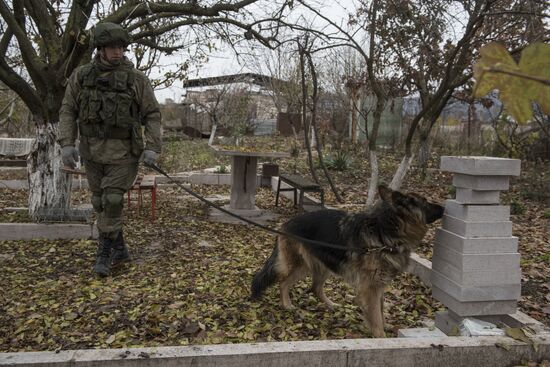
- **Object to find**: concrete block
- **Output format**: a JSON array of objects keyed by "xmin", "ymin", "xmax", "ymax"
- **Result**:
[
  {"xmin": 2, "ymin": 337, "xmax": 550, "ymax": 367},
  {"xmin": 442, "ymin": 215, "xmax": 512, "ymax": 237},
  {"xmin": 434, "ymin": 311, "xmax": 462, "ymax": 336},
  {"xmin": 453, "ymin": 174, "xmax": 509, "ymax": 190},
  {"xmin": 432, "ymin": 243, "xmax": 520, "ymax": 271},
  {"xmin": 455, "ymin": 188, "xmax": 500, "ymax": 204},
  {"xmin": 406, "ymin": 252, "xmax": 432, "ymax": 286},
  {"xmin": 432, "ymin": 257, "xmax": 521, "ymax": 288},
  {"xmin": 444, "ymin": 200, "xmax": 510, "ymax": 221},
  {"xmin": 432, "ymin": 286, "xmax": 517, "ymax": 316},
  {"xmin": 430, "ymin": 271, "xmax": 521, "ymax": 301},
  {"xmin": 435, "ymin": 228, "xmax": 518, "ymax": 254},
  {"xmin": 441, "ymin": 156, "xmax": 521, "ymax": 176},
  {"xmin": 0, "ymin": 223, "xmax": 97, "ymax": 240},
  {"xmin": 397, "ymin": 328, "xmax": 447, "ymax": 338}
]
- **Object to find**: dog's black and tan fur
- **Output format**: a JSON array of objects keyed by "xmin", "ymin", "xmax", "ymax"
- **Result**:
[{"xmin": 251, "ymin": 185, "xmax": 444, "ymax": 338}]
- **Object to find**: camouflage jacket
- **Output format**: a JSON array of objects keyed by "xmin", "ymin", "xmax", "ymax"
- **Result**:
[{"xmin": 59, "ymin": 56, "xmax": 161, "ymax": 164}]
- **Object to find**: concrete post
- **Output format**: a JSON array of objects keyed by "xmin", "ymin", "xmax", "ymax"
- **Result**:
[{"xmin": 432, "ymin": 156, "xmax": 522, "ymax": 334}]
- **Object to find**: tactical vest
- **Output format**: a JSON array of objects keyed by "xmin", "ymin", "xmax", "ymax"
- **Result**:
[{"xmin": 78, "ymin": 64, "xmax": 139, "ymax": 140}]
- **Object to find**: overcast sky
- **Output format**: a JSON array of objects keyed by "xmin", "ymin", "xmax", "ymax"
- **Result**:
[{"xmin": 149, "ymin": 0, "xmax": 356, "ymax": 104}]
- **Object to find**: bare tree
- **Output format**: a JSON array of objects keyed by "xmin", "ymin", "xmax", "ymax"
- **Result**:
[{"xmin": 0, "ymin": 0, "xmax": 286, "ymax": 218}]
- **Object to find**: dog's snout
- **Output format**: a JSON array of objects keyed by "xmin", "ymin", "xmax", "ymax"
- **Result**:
[{"xmin": 426, "ymin": 203, "xmax": 445, "ymax": 224}]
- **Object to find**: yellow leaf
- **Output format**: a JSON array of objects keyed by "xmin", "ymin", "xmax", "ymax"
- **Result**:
[{"xmin": 106, "ymin": 334, "xmax": 116, "ymax": 344}]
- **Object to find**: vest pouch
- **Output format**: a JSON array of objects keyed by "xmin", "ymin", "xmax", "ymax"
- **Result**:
[
  {"xmin": 78, "ymin": 89, "xmax": 102, "ymax": 125},
  {"xmin": 113, "ymin": 71, "xmax": 128, "ymax": 91},
  {"xmin": 99, "ymin": 91, "xmax": 117, "ymax": 126},
  {"xmin": 116, "ymin": 93, "xmax": 135, "ymax": 128}
]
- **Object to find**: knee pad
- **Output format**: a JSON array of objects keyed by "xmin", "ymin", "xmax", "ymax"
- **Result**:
[
  {"xmin": 91, "ymin": 192, "xmax": 103, "ymax": 213},
  {"xmin": 102, "ymin": 188, "xmax": 125, "ymax": 218}
]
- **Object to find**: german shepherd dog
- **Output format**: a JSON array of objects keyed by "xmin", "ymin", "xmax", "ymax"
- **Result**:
[{"xmin": 251, "ymin": 185, "xmax": 444, "ymax": 337}]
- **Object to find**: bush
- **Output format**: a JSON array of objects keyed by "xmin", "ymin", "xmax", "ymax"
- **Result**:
[{"xmin": 324, "ymin": 151, "xmax": 353, "ymax": 171}]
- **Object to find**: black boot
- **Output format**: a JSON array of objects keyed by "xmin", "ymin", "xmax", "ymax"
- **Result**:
[
  {"xmin": 93, "ymin": 236, "xmax": 112, "ymax": 277},
  {"xmin": 111, "ymin": 231, "xmax": 131, "ymax": 267}
]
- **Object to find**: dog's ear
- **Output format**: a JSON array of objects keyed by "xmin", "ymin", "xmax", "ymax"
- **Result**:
[{"xmin": 378, "ymin": 185, "xmax": 393, "ymax": 202}]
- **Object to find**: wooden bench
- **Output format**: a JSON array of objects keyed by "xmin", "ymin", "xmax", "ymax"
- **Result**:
[
  {"xmin": 275, "ymin": 174, "xmax": 324, "ymax": 209},
  {"xmin": 127, "ymin": 175, "xmax": 157, "ymax": 221}
]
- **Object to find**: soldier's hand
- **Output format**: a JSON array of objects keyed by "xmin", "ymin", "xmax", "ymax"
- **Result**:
[
  {"xmin": 140, "ymin": 149, "xmax": 157, "ymax": 167},
  {"xmin": 61, "ymin": 145, "xmax": 79, "ymax": 169}
]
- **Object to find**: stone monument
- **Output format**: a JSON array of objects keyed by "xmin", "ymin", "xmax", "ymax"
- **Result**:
[{"xmin": 432, "ymin": 156, "xmax": 522, "ymax": 334}]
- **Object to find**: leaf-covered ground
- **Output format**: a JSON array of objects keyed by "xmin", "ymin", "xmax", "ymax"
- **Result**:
[{"xmin": 0, "ymin": 140, "xmax": 548, "ymax": 352}]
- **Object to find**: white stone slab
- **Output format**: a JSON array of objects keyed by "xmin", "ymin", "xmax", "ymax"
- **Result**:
[
  {"xmin": 444, "ymin": 200, "xmax": 510, "ymax": 221},
  {"xmin": 452, "ymin": 174, "xmax": 510, "ymax": 191},
  {"xmin": 442, "ymin": 215, "xmax": 512, "ymax": 237},
  {"xmin": 0, "ymin": 223, "xmax": 98, "ymax": 240},
  {"xmin": 435, "ymin": 228, "xmax": 518, "ymax": 254},
  {"xmin": 432, "ymin": 257, "xmax": 521, "ymax": 287},
  {"xmin": 432, "ymin": 286, "xmax": 517, "ymax": 317},
  {"xmin": 455, "ymin": 188, "xmax": 500, "ymax": 204},
  {"xmin": 397, "ymin": 328, "xmax": 447, "ymax": 338},
  {"xmin": 441, "ymin": 156, "xmax": 521, "ymax": 176},
  {"xmin": 432, "ymin": 244, "xmax": 520, "ymax": 271},
  {"xmin": 430, "ymin": 270, "xmax": 521, "ymax": 300}
]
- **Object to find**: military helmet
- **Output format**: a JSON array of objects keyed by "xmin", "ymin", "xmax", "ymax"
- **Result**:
[{"xmin": 92, "ymin": 22, "xmax": 131, "ymax": 48}]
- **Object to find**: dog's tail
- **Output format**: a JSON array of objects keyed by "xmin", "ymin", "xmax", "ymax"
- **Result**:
[{"xmin": 251, "ymin": 241, "xmax": 279, "ymax": 299}]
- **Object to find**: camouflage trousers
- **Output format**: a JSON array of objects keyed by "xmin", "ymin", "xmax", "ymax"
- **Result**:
[{"xmin": 84, "ymin": 160, "xmax": 138, "ymax": 239}]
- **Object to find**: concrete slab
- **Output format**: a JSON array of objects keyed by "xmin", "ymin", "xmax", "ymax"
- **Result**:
[
  {"xmin": 444, "ymin": 200, "xmax": 510, "ymax": 222},
  {"xmin": 440, "ymin": 156, "xmax": 521, "ymax": 176},
  {"xmin": 1, "ymin": 336, "xmax": 550, "ymax": 367},
  {"xmin": 452, "ymin": 174, "xmax": 509, "ymax": 191},
  {"xmin": 432, "ymin": 244, "xmax": 520, "ymax": 271},
  {"xmin": 0, "ymin": 179, "xmax": 89, "ymax": 190},
  {"xmin": 407, "ymin": 252, "xmax": 433, "ymax": 286},
  {"xmin": 442, "ymin": 215, "xmax": 512, "ymax": 237},
  {"xmin": 435, "ymin": 229, "xmax": 518, "ymax": 254},
  {"xmin": 431, "ymin": 270, "xmax": 521, "ymax": 299},
  {"xmin": 432, "ymin": 286, "xmax": 517, "ymax": 316},
  {"xmin": 434, "ymin": 310, "xmax": 461, "ymax": 336},
  {"xmin": 0, "ymin": 223, "xmax": 98, "ymax": 240},
  {"xmin": 397, "ymin": 327, "xmax": 447, "ymax": 338},
  {"xmin": 455, "ymin": 188, "xmax": 500, "ymax": 204},
  {"xmin": 432, "ymin": 259, "xmax": 521, "ymax": 290}
]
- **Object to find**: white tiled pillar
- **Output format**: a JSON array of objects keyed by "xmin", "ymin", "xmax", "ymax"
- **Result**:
[{"xmin": 432, "ymin": 156, "xmax": 522, "ymax": 334}]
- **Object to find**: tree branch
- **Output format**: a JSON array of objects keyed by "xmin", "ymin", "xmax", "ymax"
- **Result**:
[
  {"xmin": 0, "ymin": 60, "xmax": 42, "ymax": 116},
  {"xmin": 0, "ymin": 25, "xmax": 13, "ymax": 58},
  {"xmin": 24, "ymin": 0, "xmax": 61, "ymax": 64},
  {"xmin": 0, "ymin": 0, "xmax": 47, "ymax": 89}
]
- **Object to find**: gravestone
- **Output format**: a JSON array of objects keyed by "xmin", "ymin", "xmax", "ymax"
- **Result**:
[{"xmin": 432, "ymin": 156, "xmax": 522, "ymax": 334}]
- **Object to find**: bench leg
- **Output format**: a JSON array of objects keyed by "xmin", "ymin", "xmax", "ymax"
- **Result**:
[
  {"xmin": 299, "ymin": 190, "xmax": 304, "ymax": 210},
  {"xmin": 293, "ymin": 188, "xmax": 297, "ymax": 206},
  {"xmin": 276, "ymin": 178, "xmax": 281, "ymax": 206},
  {"xmin": 151, "ymin": 186, "xmax": 156, "ymax": 222},
  {"xmin": 320, "ymin": 190, "xmax": 325, "ymax": 207}
]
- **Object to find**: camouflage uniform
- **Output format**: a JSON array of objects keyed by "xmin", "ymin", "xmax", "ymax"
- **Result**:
[{"xmin": 59, "ymin": 23, "xmax": 161, "ymax": 276}]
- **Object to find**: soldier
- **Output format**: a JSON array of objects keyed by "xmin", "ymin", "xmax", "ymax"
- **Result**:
[{"xmin": 59, "ymin": 22, "xmax": 162, "ymax": 277}]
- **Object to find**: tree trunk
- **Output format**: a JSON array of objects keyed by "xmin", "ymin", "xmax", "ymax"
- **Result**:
[
  {"xmin": 366, "ymin": 150, "xmax": 378, "ymax": 207},
  {"xmin": 390, "ymin": 154, "xmax": 414, "ymax": 190},
  {"xmin": 27, "ymin": 121, "xmax": 72, "ymax": 220},
  {"xmin": 208, "ymin": 123, "xmax": 217, "ymax": 146}
]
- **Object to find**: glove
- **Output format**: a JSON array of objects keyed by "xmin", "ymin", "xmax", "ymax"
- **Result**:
[
  {"xmin": 140, "ymin": 149, "xmax": 157, "ymax": 167},
  {"xmin": 61, "ymin": 145, "xmax": 79, "ymax": 169}
]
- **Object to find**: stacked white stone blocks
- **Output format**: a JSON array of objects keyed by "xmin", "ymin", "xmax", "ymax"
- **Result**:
[{"xmin": 432, "ymin": 157, "xmax": 521, "ymax": 332}]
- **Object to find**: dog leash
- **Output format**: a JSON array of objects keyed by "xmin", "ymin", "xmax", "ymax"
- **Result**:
[{"xmin": 145, "ymin": 162, "xmax": 390, "ymax": 254}]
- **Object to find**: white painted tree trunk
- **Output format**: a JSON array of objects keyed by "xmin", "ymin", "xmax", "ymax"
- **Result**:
[
  {"xmin": 208, "ymin": 123, "xmax": 217, "ymax": 146},
  {"xmin": 27, "ymin": 122, "xmax": 72, "ymax": 220},
  {"xmin": 366, "ymin": 150, "xmax": 379, "ymax": 207},
  {"xmin": 390, "ymin": 155, "xmax": 414, "ymax": 190}
]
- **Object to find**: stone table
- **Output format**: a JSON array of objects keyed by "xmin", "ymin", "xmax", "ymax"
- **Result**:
[{"xmin": 211, "ymin": 145, "xmax": 289, "ymax": 217}]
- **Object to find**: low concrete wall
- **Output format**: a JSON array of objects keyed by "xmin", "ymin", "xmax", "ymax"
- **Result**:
[
  {"xmin": 0, "ymin": 223, "xmax": 97, "ymax": 240},
  {"xmin": 1, "ymin": 336, "xmax": 549, "ymax": 367}
]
